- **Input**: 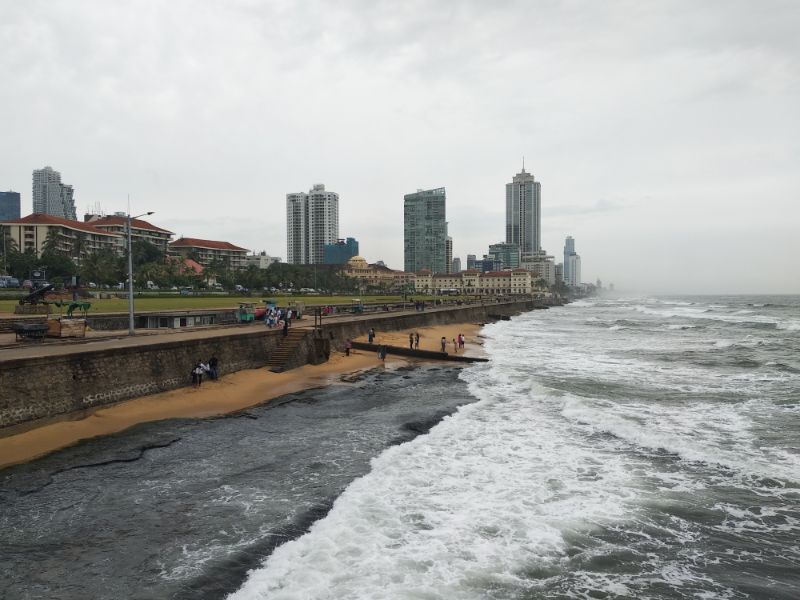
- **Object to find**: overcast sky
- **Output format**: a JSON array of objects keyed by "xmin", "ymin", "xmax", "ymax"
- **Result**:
[{"xmin": 1, "ymin": 0, "xmax": 798, "ymax": 293}]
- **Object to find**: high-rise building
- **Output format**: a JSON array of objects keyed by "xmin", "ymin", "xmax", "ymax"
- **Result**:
[
  {"xmin": 286, "ymin": 184, "xmax": 339, "ymax": 265},
  {"xmin": 566, "ymin": 253, "xmax": 581, "ymax": 286},
  {"xmin": 488, "ymin": 242, "xmax": 521, "ymax": 270},
  {"xmin": 404, "ymin": 187, "xmax": 447, "ymax": 274},
  {"xmin": 505, "ymin": 165, "xmax": 541, "ymax": 255},
  {"xmin": 555, "ymin": 262, "xmax": 564, "ymax": 283},
  {"xmin": 445, "ymin": 236, "xmax": 453, "ymax": 273},
  {"xmin": 466, "ymin": 254, "xmax": 477, "ymax": 270},
  {"xmin": 563, "ymin": 236, "xmax": 576, "ymax": 283},
  {"xmin": 324, "ymin": 237, "xmax": 359, "ymax": 265},
  {"xmin": 451, "ymin": 257, "xmax": 461, "ymax": 273},
  {"xmin": 521, "ymin": 250, "xmax": 556, "ymax": 286},
  {"xmin": 32, "ymin": 166, "xmax": 76, "ymax": 220},
  {"xmin": 0, "ymin": 191, "xmax": 21, "ymax": 221}
]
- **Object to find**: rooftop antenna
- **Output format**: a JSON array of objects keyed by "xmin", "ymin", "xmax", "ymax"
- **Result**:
[{"xmin": 522, "ymin": 156, "xmax": 525, "ymax": 171}]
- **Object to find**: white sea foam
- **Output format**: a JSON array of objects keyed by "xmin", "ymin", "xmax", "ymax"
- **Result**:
[{"xmin": 228, "ymin": 361, "xmax": 639, "ymax": 599}]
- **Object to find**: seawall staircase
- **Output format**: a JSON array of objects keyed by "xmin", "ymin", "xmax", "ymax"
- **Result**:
[{"xmin": 265, "ymin": 328, "xmax": 309, "ymax": 372}]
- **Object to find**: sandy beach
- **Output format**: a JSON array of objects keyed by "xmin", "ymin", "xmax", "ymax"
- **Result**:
[{"xmin": 0, "ymin": 322, "xmax": 484, "ymax": 469}]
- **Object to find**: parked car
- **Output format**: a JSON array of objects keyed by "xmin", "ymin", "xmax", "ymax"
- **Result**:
[{"xmin": 22, "ymin": 279, "xmax": 33, "ymax": 290}]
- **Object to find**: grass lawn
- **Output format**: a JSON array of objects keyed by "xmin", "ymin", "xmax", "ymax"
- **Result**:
[{"xmin": 0, "ymin": 294, "xmax": 423, "ymax": 315}]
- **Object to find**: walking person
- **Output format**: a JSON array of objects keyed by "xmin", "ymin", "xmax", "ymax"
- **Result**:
[
  {"xmin": 452, "ymin": 338, "xmax": 458, "ymax": 353},
  {"xmin": 409, "ymin": 333, "xmax": 414, "ymax": 350},
  {"xmin": 368, "ymin": 328, "xmax": 375, "ymax": 344},
  {"xmin": 440, "ymin": 336, "xmax": 447, "ymax": 353},
  {"xmin": 414, "ymin": 332, "xmax": 420, "ymax": 350},
  {"xmin": 282, "ymin": 318, "xmax": 289, "ymax": 337},
  {"xmin": 345, "ymin": 338, "xmax": 352, "ymax": 357}
]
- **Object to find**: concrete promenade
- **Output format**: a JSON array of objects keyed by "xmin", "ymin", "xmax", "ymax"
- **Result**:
[{"xmin": 0, "ymin": 302, "xmax": 491, "ymax": 361}]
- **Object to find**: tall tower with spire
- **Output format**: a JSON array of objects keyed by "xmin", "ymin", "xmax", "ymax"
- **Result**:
[{"xmin": 505, "ymin": 161, "xmax": 541, "ymax": 254}]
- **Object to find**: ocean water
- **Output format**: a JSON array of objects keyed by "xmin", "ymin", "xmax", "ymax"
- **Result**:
[{"xmin": 229, "ymin": 295, "xmax": 800, "ymax": 600}]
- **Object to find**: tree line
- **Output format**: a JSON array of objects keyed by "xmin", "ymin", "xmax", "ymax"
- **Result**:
[{"xmin": 0, "ymin": 228, "xmax": 360, "ymax": 292}]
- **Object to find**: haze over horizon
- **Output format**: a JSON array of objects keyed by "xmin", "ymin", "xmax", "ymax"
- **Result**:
[{"xmin": 1, "ymin": 1, "xmax": 798, "ymax": 294}]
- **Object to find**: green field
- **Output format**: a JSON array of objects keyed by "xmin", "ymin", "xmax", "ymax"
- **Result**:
[{"xmin": 0, "ymin": 294, "xmax": 430, "ymax": 315}]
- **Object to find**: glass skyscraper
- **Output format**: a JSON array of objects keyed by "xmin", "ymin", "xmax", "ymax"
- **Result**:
[
  {"xmin": 0, "ymin": 191, "xmax": 21, "ymax": 221},
  {"xmin": 505, "ymin": 166, "xmax": 541, "ymax": 255},
  {"xmin": 323, "ymin": 237, "xmax": 359, "ymax": 264},
  {"xmin": 404, "ymin": 187, "xmax": 447, "ymax": 273}
]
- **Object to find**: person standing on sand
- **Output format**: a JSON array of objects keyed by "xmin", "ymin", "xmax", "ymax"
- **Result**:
[
  {"xmin": 452, "ymin": 338, "xmax": 458, "ymax": 353},
  {"xmin": 193, "ymin": 361, "xmax": 204, "ymax": 387},
  {"xmin": 440, "ymin": 336, "xmax": 447, "ymax": 352},
  {"xmin": 368, "ymin": 328, "xmax": 375, "ymax": 344},
  {"xmin": 409, "ymin": 333, "xmax": 414, "ymax": 349},
  {"xmin": 414, "ymin": 332, "xmax": 420, "ymax": 349},
  {"xmin": 208, "ymin": 357, "xmax": 219, "ymax": 380},
  {"xmin": 345, "ymin": 338, "xmax": 352, "ymax": 356}
]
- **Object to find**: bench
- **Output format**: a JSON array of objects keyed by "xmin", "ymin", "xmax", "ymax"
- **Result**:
[{"xmin": 11, "ymin": 323, "xmax": 50, "ymax": 342}]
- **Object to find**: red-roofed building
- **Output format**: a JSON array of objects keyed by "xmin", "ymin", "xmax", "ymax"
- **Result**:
[
  {"xmin": 0, "ymin": 213, "xmax": 122, "ymax": 259},
  {"xmin": 169, "ymin": 237, "xmax": 249, "ymax": 270},
  {"xmin": 85, "ymin": 214, "xmax": 174, "ymax": 253}
]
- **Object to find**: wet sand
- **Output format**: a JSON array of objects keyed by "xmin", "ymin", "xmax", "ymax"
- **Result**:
[{"xmin": 0, "ymin": 323, "xmax": 483, "ymax": 469}]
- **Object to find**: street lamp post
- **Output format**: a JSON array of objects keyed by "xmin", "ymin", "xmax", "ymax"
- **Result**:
[{"xmin": 127, "ymin": 211, "xmax": 154, "ymax": 336}]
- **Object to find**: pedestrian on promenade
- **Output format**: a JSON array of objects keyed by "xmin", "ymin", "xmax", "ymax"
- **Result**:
[
  {"xmin": 282, "ymin": 319, "xmax": 289, "ymax": 337},
  {"xmin": 368, "ymin": 328, "xmax": 375, "ymax": 344},
  {"xmin": 345, "ymin": 338, "xmax": 352, "ymax": 356},
  {"xmin": 409, "ymin": 333, "xmax": 414, "ymax": 349},
  {"xmin": 440, "ymin": 336, "xmax": 447, "ymax": 353},
  {"xmin": 414, "ymin": 332, "xmax": 420, "ymax": 349}
]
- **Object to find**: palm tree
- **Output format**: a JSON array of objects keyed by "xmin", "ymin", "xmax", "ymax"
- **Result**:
[
  {"xmin": 1, "ymin": 225, "xmax": 18, "ymax": 274},
  {"xmin": 72, "ymin": 232, "xmax": 87, "ymax": 262},
  {"xmin": 42, "ymin": 228, "xmax": 62, "ymax": 256}
]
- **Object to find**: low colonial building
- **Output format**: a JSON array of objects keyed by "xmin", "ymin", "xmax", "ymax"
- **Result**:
[
  {"xmin": 414, "ymin": 268, "xmax": 532, "ymax": 295},
  {"xmin": 0, "ymin": 213, "xmax": 122, "ymax": 259},
  {"xmin": 169, "ymin": 237, "xmax": 249, "ymax": 270},
  {"xmin": 343, "ymin": 256, "xmax": 414, "ymax": 291},
  {"xmin": 84, "ymin": 213, "xmax": 174, "ymax": 254}
]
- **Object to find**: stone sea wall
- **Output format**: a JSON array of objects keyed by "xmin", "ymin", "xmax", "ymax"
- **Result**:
[{"xmin": 0, "ymin": 300, "xmax": 543, "ymax": 433}]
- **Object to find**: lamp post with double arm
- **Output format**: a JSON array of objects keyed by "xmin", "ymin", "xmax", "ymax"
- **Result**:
[{"xmin": 127, "ymin": 211, "xmax": 154, "ymax": 336}]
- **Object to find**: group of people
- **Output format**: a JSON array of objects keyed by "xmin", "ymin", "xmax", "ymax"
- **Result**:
[
  {"xmin": 264, "ymin": 307, "xmax": 290, "ymax": 329},
  {"xmin": 440, "ymin": 333, "xmax": 467, "ymax": 353},
  {"xmin": 191, "ymin": 357, "xmax": 219, "ymax": 386}
]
